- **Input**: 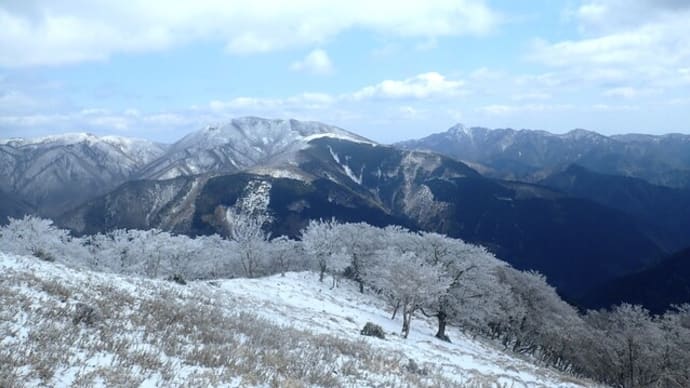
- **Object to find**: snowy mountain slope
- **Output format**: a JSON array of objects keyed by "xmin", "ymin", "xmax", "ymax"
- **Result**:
[
  {"xmin": 137, "ymin": 117, "xmax": 373, "ymax": 180},
  {"xmin": 397, "ymin": 124, "xmax": 690, "ymax": 188},
  {"xmin": 294, "ymin": 137, "xmax": 479, "ymax": 227},
  {"xmin": 59, "ymin": 175, "xmax": 208, "ymax": 235},
  {"xmin": 0, "ymin": 133, "xmax": 167, "ymax": 216},
  {"xmin": 0, "ymin": 189, "xmax": 34, "ymax": 224},
  {"xmin": 0, "ymin": 252, "xmax": 597, "ymax": 387}
]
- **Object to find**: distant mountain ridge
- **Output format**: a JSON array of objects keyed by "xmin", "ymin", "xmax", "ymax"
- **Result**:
[
  {"xmin": 0, "ymin": 133, "xmax": 167, "ymax": 216},
  {"xmin": 396, "ymin": 124, "xmax": 690, "ymax": 188}
]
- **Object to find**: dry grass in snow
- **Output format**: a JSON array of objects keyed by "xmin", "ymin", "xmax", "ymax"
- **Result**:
[{"xmin": 0, "ymin": 252, "xmax": 597, "ymax": 387}]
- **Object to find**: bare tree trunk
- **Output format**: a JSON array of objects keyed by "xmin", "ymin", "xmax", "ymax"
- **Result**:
[
  {"xmin": 352, "ymin": 253, "xmax": 365, "ymax": 293},
  {"xmin": 402, "ymin": 304, "xmax": 412, "ymax": 339},
  {"xmin": 435, "ymin": 309, "xmax": 451, "ymax": 342},
  {"xmin": 391, "ymin": 300, "xmax": 401, "ymax": 320},
  {"xmin": 319, "ymin": 260, "xmax": 326, "ymax": 282}
]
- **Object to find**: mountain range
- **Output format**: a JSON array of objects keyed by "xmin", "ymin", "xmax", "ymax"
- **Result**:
[
  {"xmin": 0, "ymin": 133, "xmax": 167, "ymax": 216},
  {"xmin": 2, "ymin": 117, "xmax": 689, "ymax": 310},
  {"xmin": 397, "ymin": 124, "xmax": 690, "ymax": 188}
]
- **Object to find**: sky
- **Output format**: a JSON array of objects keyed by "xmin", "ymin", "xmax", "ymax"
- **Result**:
[{"xmin": 1, "ymin": 0, "xmax": 690, "ymax": 144}]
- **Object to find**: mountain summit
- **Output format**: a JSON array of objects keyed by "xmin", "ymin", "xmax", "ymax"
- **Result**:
[{"xmin": 137, "ymin": 117, "xmax": 373, "ymax": 180}]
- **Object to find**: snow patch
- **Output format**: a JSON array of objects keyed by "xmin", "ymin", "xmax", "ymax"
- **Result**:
[
  {"xmin": 303, "ymin": 132, "xmax": 375, "ymax": 145},
  {"xmin": 251, "ymin": 167, "xmax": 309, "ymax": 182},
  {"xmin": 342, "ymin": 163, "xmax": 364, "ymax": 185},
  {"xmin": 327, "ymin": 145, "xmax": 341, "ymax": 164}
]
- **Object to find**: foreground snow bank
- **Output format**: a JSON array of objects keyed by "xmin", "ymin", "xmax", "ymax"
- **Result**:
[{"xmin": 0, "ymin": 252, "xmax": 594, "ymax": 387}]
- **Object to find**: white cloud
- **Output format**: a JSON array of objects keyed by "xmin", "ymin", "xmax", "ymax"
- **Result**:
[
  {"xmin": 290, "ymin": 49, "xmax": 333, "ymax": 75},
  {"xmin": 0, "ymin": 108, "xmax": 196, "ymax": 134},
  {"xmin": 574, "ymin": 0, "xmax": 690, "ymax": 33},
  {"xmin": 529, "ymin": 28, "xmax": 666, "ymax": 68},
  {"xmin": 199, "ymin": 72, "xmax": 470, "ymax": 127},
  {"xmin": 0, "ymin": 70, "xmax": 471, "ymax": 142},
  {"xmin": 399, "ymin": 106, "xmax": 422, "ymax": 119},
  {"xmin": 0, "ymin": 70, "xmax": 470, "ymax": 140},
  {"xmin": 476, "ymin": 104, "xmax": 574, "ymax": 116},
  {"xmin": 352, "ymin": 72, "xmax": 466, "ymax": 100},
  {"xmin": 209, "ymin": 92, "xmax": 335, "ymax": 112},
  {"xmin": 529, "ymin": 0, "xmax": 690, "ymax": 91},
  {"xmin": 0, "ymin": 0, "xmax": 500, "ymax": 67}
]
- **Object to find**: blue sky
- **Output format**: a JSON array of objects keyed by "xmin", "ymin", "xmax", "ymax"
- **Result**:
[{"xmin": 1, "ymin": 0, "xmax": 689, "ymax": 143}]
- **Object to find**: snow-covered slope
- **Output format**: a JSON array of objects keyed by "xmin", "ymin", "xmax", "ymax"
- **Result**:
[
  {"xmin": 0, "ymin": 132, "xmax": 166, "ymax": 169},
  {"xmin": 137, "ymin": 117, "xmax": 373, "ymax": 180},
  {"xmin": 0, "ymin": 133, "xmax": 167, "ymax": 216},
  {"xmin": 0, "ymin": 252, "xmax": 595, "ymax": 387}
]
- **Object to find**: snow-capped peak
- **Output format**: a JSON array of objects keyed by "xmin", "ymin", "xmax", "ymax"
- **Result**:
[
  {"xmin": 140, "ymin": 117, "xmax": 375, "ymax": 180},
  {"xmin": 560, "ymin": 128, "xmax": 606, "ymax": 141},
  {"xmin": 1, "ymin": 132, "xmax": 99, "ymax": 147},
  {"xmin": 445, "ymin": 124, "xmax": 492, "ymax": 141},
  {"xmin": 557, "ymin": 128, "xmax": 609, "ymax": 142},
  {"xmin": 175, "ymin": 117, "xmax": 371, "ymax": 150},
  {"xmin": 0, "ymin": 132, "xmax": 165, "ymax": 152},
  {"xmin": 447, "ymin": 123, "xmax": 469, "ymax": 136}
]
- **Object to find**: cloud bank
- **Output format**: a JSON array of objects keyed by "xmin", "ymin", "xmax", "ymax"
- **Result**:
[{"xmin": 0, "ymin": 0, "xmax": 500, "ymax": 67}]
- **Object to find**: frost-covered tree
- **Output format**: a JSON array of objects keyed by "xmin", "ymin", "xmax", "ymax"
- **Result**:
[
  {"xmin": 493, "ymin": 267, "xmax": 585, "ymax": 369},
  {"xmin": 302, "ymin": 219, "xmax": 348, "ymax": 286},
  {"xmin": 365, "ymin": 248, "xmax": 450, "ymax": 338},
  {"xmin": 141, "ymin": 229, "xmax": 172, "ymax": 278},
  {"xmin": 332, "ymin": 222, "xmax": 384, "ymax": 292},
  {"xmin": 0, "ymin": 216, "xmax": 71, "ymax": 261},
  {"xmin": 585, "ymin": 304, "xmax": 666, "ymax": 387},
  {"xmin": 267, "ymin": 236, "xmax": 301, "ymax": 277},
  {"xmin": 220, "ymin": 204, "xmax": 272, "ymax": 278},
  {"xmin": 657, "ymin": 305, "xmax": 690, "ymax": 387},
  {"xmin": 191, "ymin": 233, "xmax": 236, "ymax": 278},
  {"xmin": 163, "ymin": 233, "xmax": 197, "ymax": 279},
  {"xmin": 415, "ymin": 232, "xmax": 504, "ymax": 342}
]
